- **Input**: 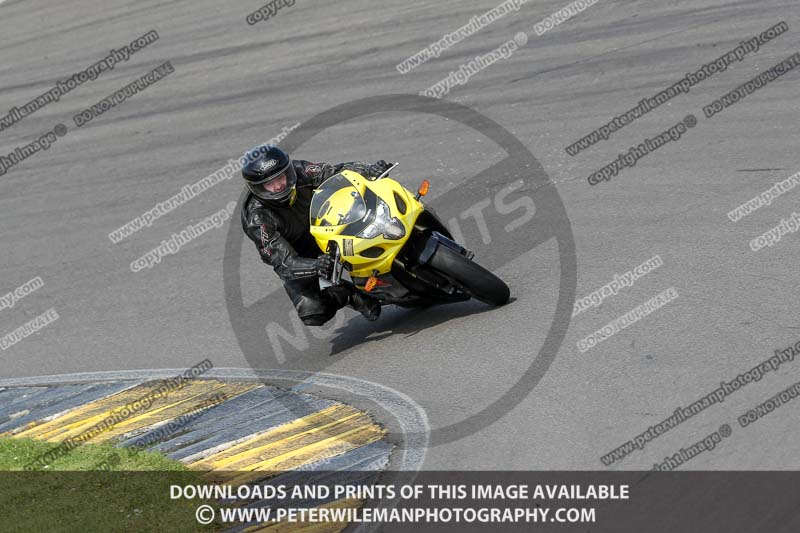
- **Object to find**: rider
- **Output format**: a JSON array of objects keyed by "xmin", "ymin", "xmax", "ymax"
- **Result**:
[{"xmin": 240, "ymin": 144, "xmax": 391, "ymax": 326}]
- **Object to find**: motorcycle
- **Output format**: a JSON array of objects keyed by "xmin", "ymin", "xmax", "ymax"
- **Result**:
[{"xmin": 309, "ymin": 163, "xmax": 510, "ymax": 309}]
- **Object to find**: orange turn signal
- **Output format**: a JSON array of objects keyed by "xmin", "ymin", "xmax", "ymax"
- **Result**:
[
  {"xmin": 417, "ymin": 180, "xmax": 430, "ymax": 197},
  {"xmin": 365, "ymin": 276, "xmax": 379, "ymax": 292}
]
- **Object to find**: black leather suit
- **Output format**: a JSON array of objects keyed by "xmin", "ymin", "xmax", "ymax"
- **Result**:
[{"xmin": 240, "ymin": 159, "xmax": 387, "ymax": 325}]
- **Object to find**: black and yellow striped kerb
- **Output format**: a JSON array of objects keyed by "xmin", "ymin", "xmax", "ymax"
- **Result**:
[{"xmin": 0, "ymin": 378, "xmax": 393, "ymax": 531}]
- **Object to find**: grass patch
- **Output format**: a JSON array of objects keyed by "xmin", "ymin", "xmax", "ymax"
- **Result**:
[
  {"xmin": 0, "ymin": 437, "xmax": 189, "ymax": 471},
  {"xmin": 0, "ymin": 437, "xmax": 222, "ymax": 532}
]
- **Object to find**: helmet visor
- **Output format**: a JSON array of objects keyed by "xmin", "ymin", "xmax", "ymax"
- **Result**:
[{"xmin": 246, "ymin": 163, "xmax": 297, "ymax": 202}]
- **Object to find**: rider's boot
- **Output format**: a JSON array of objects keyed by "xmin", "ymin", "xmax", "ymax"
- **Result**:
[{"xmin": 349, "ymin": 292, "xmax": 381, "ymax": 321}]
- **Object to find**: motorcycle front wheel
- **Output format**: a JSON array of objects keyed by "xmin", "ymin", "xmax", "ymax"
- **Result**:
[{"xmin": 427, "ymin": 245, "xmax": 510, "ymax": 306}]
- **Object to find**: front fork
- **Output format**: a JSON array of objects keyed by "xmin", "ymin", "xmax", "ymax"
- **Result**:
[
  {"xmin": 416, "ymin": 230, "xmax": 474, "ymax": 265},
  {"xmin": 326, "ymin": 241, "xmax": 345, "ymax": 285}
]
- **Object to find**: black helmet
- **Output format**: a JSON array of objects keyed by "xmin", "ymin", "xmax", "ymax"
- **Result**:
[{"xmin": 241, "ymin": 144, "xmax": 297, "ymax": 207}]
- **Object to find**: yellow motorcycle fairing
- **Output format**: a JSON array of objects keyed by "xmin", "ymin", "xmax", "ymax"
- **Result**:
[{"xmin": 309, "ymin": 170, "xmax": 424, "ymax": 280}]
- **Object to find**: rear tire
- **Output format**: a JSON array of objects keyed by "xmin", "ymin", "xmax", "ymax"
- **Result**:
[{"xmin": 427, "ymin": 245, "xmax": 510, "ymax": 306}]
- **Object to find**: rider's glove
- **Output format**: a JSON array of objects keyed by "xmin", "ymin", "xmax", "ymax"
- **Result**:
[
  {"xmin": 367, "ymin": 160, "xmax": 391, "ymax": 180},
  {"xmin": 317, "ymin": 254, "xmax": 336, "ymax": 280}
]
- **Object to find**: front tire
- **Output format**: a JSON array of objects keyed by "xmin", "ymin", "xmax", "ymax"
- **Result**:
[{"xmin": 427, "ymin": 245, "xmax": 510, "ymax": 306}]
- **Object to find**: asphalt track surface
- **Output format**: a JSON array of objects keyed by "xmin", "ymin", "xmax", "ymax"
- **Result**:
[{"xmin": 1, "ymin": 0, "xmax": 799, "ymax": 472}]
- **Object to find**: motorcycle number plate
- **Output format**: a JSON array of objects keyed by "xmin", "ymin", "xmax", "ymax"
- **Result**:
[{"xmin": 342, "ymin": 238, "xmax": 354, "ymax": 257}]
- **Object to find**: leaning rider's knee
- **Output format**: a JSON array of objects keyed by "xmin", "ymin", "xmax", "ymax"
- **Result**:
[{"xmin": 301, "ymin": 314, "xmax": 330, "ymax": 326}]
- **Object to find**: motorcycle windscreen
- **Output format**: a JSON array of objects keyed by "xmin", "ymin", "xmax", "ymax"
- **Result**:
[{"xmin": 310, "ymin": 173, "xmax": 367, "ymax": 227}]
